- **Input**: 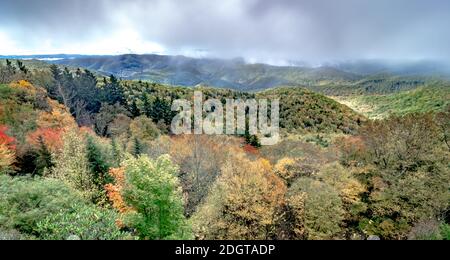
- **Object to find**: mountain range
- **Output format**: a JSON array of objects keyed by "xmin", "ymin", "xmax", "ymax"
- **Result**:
[{"xmin": 2, "ymin": 54, "xmax": 450, "ymax": 92}]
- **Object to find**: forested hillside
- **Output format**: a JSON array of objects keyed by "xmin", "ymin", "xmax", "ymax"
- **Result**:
[
  {"xmin": 0, "ymin": 60, "xmax": 449, "ymax": 240},
  {"xmin": 258, "ymin": 88, "xmax": 364, "ymax": 134},
  {"xmin": 335, "ymin": 85, "xmax": 450, "ymax": 119}
]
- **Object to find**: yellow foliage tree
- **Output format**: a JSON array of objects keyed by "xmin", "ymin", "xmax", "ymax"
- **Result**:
[
  {"xmin": 0, "ymin": 143, "xmax": 15, "ymax": 173},
  {"xmin": 285, "ymin": 192, "xmax": 307, "ymax": 239},
  {"xmin": 192, "ymin": 152, "xmax": 287, "ymax": 240},
  {"xmin": 274, "ymin": 157, "xmax": 297, "ymax": 184},
  {"xmin": 37, "ymin": 109, "xmax": 76, "ymax": 130},
  {"xmin": 9, "ymin": 80, "xmax": 37, "ymax": 95},
  {"xmin": 51, "ymin": 130, "xmax": 97, "ymax": 201}
]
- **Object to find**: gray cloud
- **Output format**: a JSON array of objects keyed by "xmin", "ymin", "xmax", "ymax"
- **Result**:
[
  {"xmin": 0, "ymin": 0, "xmax": 114, "ymax": 40},
  {"xmin": 0, "ymin": 0, "xmax": 449, "ymax": 63}
]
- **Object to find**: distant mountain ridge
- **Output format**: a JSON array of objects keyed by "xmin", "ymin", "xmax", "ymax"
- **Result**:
[
  {"xmin": 50, "ymin": 54, "xmax": 363, "ymax": 91},
  {"xmin": 0, "ymin": 54, "xmax": 91, "ymax": 60},
  {"xmin": 2, "ymin": 54, "xmax": 449, "ymax": 92}
]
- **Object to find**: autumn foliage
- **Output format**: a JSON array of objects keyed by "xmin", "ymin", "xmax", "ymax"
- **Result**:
[
  {"xmin": 37, "ymin": 109, "xmax": 76, "ymax": 130},
  {"xmin": 27, "ymin": 128, "xmax": 64, "ymax": 153},
  {"xmin": 0, "ymin": 125, "xmax": 15, "ymax": 150},
  {"xmin": 336, "ymin": 136, "xmax": 366, "ymax": 166},
  {"xmin": 105, "ymin": 167, "xmax": 133, "ymax": 213},
  {"xmin": 243, "ymin": 143, "xmax": 260, "ymax": 155},
  {"xmin": 192, "ymin": 153, "xmax": 287, "ymax": 240},
  {"xmin": 0, "ymin": 125, "xmax": 16, "ymax": 171},
  {"xmin": 10, "ymin": 80, "xmax": 37, "ymax": 94}
]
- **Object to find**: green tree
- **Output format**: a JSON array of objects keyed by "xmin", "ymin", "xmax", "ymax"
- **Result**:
[
  {"xmin": 131, "ymin": 137, "xmax": 143, "ymax": 158},
  {"xmin": 142, "ymin": 93, "xmax": 152, "ymax": 118},
  {"xmin": 34, "ymin": 136, "xmax": 54, "ymax": 176},
  {"xmin": 245, "ymin": 133, "xmax": 261, "ymax": 148},
  {"xmin": 16, "ymin": 60, "xmax": 28, "ymax": 75},
  {"xmin": 86, "ymin": 135, "xmax": 111, "ymax": 188},
  {"xmin": 47, "ymin": 64, "xmax": 61, "ymax": 100},
  {"xmin": 148, "ymin": 97, "xmax": 173, "ymax": 124},
  {"xmin": 111, "ymin": 137, "xmax": 125, "ymax": 167},
  {"xmin": 103, "ymin": 75, "xmax": 125, "ymax": 105},
  {"xmin": 122, "ymin": 155, "xmax": 191, "ymax": 240},
  {"xmin": 129, "ymin": 100, "xmax": 140, "ymax": 118},
  {"xmin": 6, "ymin": 59, "xmax": 16, "ymax": 74}
]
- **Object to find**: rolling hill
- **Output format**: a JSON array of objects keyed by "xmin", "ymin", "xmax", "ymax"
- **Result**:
[
  {"xmin": 120, "ymin": 81, "xmax": 365, "ymax": 135},
  {"xmin": 334, "ymin": 84, "xmax": 450, "ymax": 119},
  {"xmin": 257, "ymin": 87, "xmax": 365, "ymax": 134}
]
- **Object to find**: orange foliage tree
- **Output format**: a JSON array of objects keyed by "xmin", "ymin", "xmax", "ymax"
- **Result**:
[
  {"xmin": 26, "ymin": 98, "xmax": 77, "ymax": 154},
  {"xmin": 105, "ymin": 167, "xmax": 133, "ymax": 214},
  {"xmin": 36, "ymin": 98, "xmax": 76, "ymax": 130}
]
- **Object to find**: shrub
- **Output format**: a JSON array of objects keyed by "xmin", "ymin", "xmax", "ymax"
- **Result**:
[
  {"xmin": 36, "ymin": 203, "xmax": 129, "ymax": 240},
  {"xmin": 0, "ymin": 175, "xmax": 84, "ymax": 235},
  {"xmin": 360, "ymin": 113, "xmax": 442, "ymax": 170}
]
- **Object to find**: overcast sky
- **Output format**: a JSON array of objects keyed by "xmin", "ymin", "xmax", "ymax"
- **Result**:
[{"xmin": 0, "ymin": 0, "xmax": 449, "ymax": 64}]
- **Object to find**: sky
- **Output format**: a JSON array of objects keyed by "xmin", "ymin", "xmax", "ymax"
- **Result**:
[{"xmin": 1, "ymin": 0, "xmax": 450, "ymax": 64}]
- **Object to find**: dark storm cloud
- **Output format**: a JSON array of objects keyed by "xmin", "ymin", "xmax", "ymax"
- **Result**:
[
  {"xmin": 0, "ymin": 0, "xmax": 114, "ymax": 39},
  {"xmin": 0, "ymin": 0, "xmax": 450, "ymax": 62}
]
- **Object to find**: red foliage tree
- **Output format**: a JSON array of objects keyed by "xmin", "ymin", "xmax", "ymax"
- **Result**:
[
  {"xmin": 27, "ymin": 128, "xmax": 64, "ymax": 153},
  {"xmin": 0, "ymin": 125, "xmax": 15, "ymax": 150},
  {"xmin": 0, "ymin": 125, "xmax": 16, "ymax": 171}
]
